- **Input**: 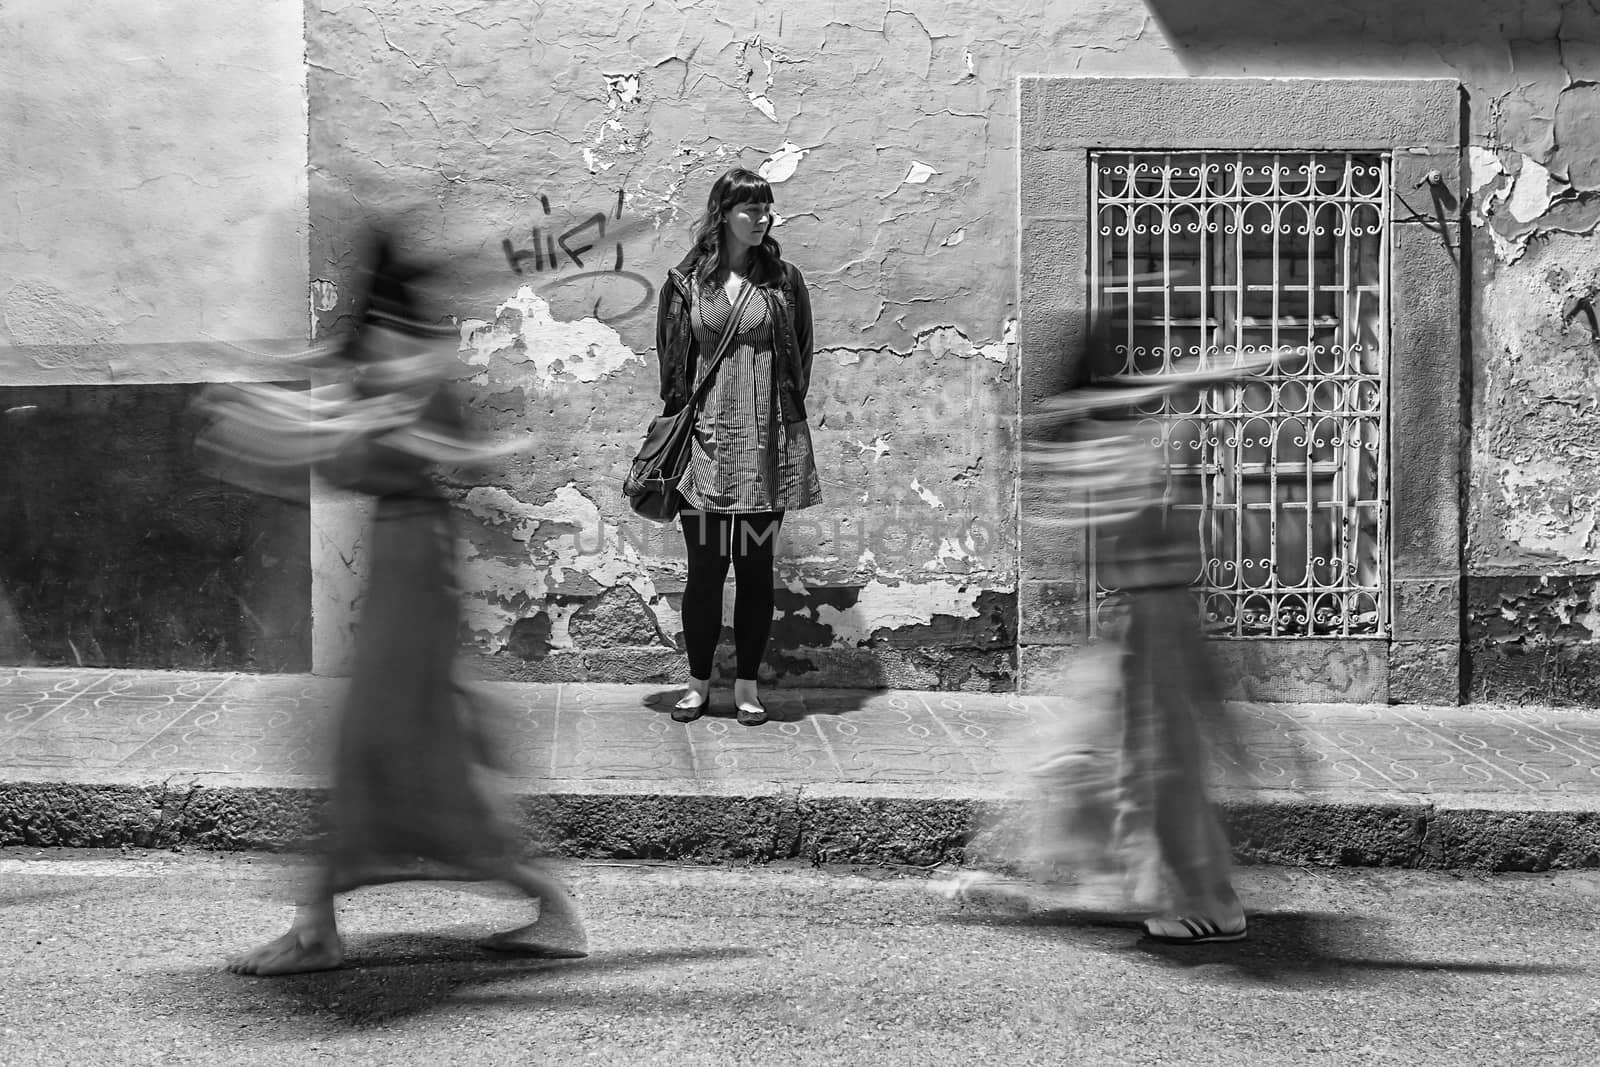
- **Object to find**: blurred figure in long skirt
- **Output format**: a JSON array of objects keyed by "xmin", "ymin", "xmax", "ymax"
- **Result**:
[
  {"xmin": 946, "ymin": 350, "xmax": 1272, "ymax": 946},
  {"xmin": 202, "ymin": 228, "xmax": 587, "ymax": 975}
]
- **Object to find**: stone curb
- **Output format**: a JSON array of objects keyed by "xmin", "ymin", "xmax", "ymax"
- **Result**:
[{"xmin": 1, "ymin": 776, "xmax": 1596, "ymax": 872}]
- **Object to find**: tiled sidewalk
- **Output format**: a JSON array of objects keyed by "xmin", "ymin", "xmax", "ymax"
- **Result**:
[{"xmin": 2, "ymin": 667, "xmax": 1598, "ymax": 798}]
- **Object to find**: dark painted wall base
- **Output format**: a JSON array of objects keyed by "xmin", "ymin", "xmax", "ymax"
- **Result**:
[
  {"xmin": 0, "ymin": 384, "xmax": 311, "ymax": 672},
  {"xmin": 1468, "ymin": 574, "xmax": 1600, "ymax": 706}
]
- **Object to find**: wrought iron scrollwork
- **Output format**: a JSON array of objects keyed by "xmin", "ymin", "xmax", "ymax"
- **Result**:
[{"xmin": 1089, "ymin": 152, "xmax": 1389, "ymax": 639}]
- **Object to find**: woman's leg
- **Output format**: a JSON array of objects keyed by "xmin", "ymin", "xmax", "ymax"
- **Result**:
[
  {"xmin": 677, "ymin": 510, "xmax": 733, "ymax": 714},
  {"xmin": 729, "ymin": 511, "xmax": 782, "ymax": 723}
]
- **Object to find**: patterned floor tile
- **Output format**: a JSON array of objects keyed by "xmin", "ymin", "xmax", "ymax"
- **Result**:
[{"xmin": 3, "ymin": 668, "xmax": 1600, "ymax": 799}]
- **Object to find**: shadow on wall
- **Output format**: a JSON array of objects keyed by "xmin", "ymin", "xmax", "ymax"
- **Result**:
[
  {"xmin": 636, "ymin": 585, "xmax": 890, "ymax": 723},
  {"xmin": 473, "ymin": 570, "xmax": 1017, "ymax": 695},
  {"xmin": 767, "ymin": 584, "xmax": 1015, "ymax": 694},
  {"xmin": 1142, "ymin": 0, "xmax": 1590, "ymax": 61}
]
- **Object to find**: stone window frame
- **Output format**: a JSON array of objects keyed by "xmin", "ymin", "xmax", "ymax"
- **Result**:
[{"xmin": 1017, "ymin": 77, "xmax": 1462, "ymax": 704}]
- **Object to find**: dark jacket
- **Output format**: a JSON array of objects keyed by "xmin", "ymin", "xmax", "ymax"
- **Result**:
[{"xmin": 655, "ymin": 250, "xmax": 814, "ymax": 424}]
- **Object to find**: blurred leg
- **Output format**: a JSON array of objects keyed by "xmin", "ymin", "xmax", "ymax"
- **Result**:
[
  {"xmin": 1124, "ymin": 589, "xmax": 1244, "ymax": 941},
  {"xmin": 479, "ymin": 860, "xmax": 590, "ymax": 959}
]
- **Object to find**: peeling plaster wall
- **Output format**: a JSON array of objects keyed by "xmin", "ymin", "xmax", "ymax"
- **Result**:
[
  {"xmin": 303, "ymin": 0, "xmax": 1167, "ymax": 689},
  {"xmin": 301, "ymin": 1, "xmax": 1600, "ymax": 698},
  {"xmin": 13, "ymin": 1, "xmax": 1600, "ymax": 698},
  {"xmin": 1139, "ymin": 0, "xmax": 1600, "ymax": 703}
]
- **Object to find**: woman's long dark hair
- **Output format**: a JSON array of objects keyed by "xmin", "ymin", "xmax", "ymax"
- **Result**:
[{"xmin": 690, "ymin": 167, "xmax": 784, "ymax": 289}]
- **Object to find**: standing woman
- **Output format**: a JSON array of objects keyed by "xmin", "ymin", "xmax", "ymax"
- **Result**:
[{"xmin": 655, "ymin": 167, "xmax": 821, "ymax": 725}]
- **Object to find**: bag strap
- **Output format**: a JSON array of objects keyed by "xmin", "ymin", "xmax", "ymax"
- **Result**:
[{"xmin": 685, "ymin": 280, "xmax": 756, "ymax": 413}]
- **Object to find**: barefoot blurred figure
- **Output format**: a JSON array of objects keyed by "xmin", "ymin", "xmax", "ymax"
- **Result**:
[
  {"xmin": 943, "ymin": 320, "xmax": 1281, "ymax": 946},
  {"xmin": 198, "ymin": 227, "xmax": 586, "ymax": 975}
]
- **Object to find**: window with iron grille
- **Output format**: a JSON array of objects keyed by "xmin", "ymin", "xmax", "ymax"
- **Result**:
[{"xmin": 1088, "ymin": 152, "xmax": 1389, "ymax": 638}]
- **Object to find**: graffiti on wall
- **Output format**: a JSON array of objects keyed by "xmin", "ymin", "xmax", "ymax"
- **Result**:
[{"xmin": 501, "ymin": 190, "xmax": 656, "ymax": 323}]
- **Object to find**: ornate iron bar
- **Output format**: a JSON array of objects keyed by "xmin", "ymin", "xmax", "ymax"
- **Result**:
[{"xmin": 1088, "ymin": 152, "xmax": 1389, "ymax": 638}]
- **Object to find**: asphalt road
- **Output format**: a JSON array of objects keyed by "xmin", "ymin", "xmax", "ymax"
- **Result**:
[{"xmin": 0, "ymin": 849, "xmax": 1595, "ymax": 1066}]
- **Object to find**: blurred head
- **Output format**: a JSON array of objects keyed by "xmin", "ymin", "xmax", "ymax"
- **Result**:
[
  {"xmin": 692, "ymin": 167, "xmax": 783, "ymax": 286},
  {"xmin": 337, "ymin": 227, "xmax": 456, "ymax": 393}
]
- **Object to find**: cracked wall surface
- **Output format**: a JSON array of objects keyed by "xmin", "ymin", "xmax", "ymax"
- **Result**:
[
  {"xmin": 11, "ymin": 1, "xmax": 1600, "ymax": 698},
  {"xmin": 1143, "ymin": 0, "xmax": 1600, "ymax": 701},
  {"xmin": 300, "ymin": 0, "xmax": 1600, "ymax": 697},
  {"xmin": 303, "ymin": 0, "xmax": 1165, "ymax": 688}
]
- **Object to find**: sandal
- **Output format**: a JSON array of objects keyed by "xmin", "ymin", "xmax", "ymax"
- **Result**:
[{"xmin": 1142, "ymin": 914, "xmax": 1247, "ymax": 944}]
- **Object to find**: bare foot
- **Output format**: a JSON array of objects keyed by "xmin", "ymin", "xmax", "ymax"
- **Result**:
[{"xmin": 226, "ymin": 926, "xmax": 344, "ymax": 976}]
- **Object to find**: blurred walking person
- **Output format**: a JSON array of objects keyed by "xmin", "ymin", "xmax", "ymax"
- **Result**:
[
  {"xmin": 941, "ymin": 331, "xmax": 1275, "ymax": 945},
  {"xmin": 201, "ymin": 228, "xmax": 587, "ymax": 975}
]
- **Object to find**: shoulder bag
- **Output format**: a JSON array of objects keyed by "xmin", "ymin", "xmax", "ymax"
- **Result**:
[{"xmin": 624, "ymin": 281, "xmax": 754, "ymax": 521}]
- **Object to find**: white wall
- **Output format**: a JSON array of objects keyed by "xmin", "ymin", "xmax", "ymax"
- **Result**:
[{"xmin": 0, "ymin": 0, "xmax": 309, "ymax": 384}]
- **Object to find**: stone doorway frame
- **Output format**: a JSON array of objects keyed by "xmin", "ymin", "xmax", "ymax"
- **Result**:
[{"xmin": 1016, "ymin": 76, "xmax": 1463, "ymax": 704}]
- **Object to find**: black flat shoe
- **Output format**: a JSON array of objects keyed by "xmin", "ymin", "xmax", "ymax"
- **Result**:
[{"xmin": 671, "ymin": 691, "xmax": 707, "ymax": 723}]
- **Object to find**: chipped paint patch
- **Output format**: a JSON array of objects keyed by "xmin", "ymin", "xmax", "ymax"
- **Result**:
[
  {"xmin": 926, "ymin": 534, "xmax": 979, "ymax": 571},
  {"xmin": 604, "ymin": 72, "xmax": 641, "ymax": 109},
  {"xmin": 883, "ymin": 160, "xmax": 939, "ymax": 198},
  {"xmin": 738, "ymin": 35, "xmax": 780, "ymax": 122},
  {"xmin": 1487, "ymin": 225, "xmax": 1531, "ymax": 265},
  {"xmin": 1508, "ymin": 156, "xmax": 1556, "ymax": 223},
  {"xmin": 911, "ymin": 322, "xmax": 1015, "ymax": 365},
  {"xmin": 310, "ymin": 280, "xmax": 338, "ymax": 312},
  {"xmin": 459, "ymin": 286, "xmax": 642, "ymax": 387},
  {"xmin": 456, "ymin": 483, "xmax": 681, "ymax": 652},
  {"xmin": 1497, "ymin": 460, "xmax": 1599, "ymax": 560},
  {"xmin": 1468, "ymin": 147, "xmax": 1504, "ymax": 196},
  {"xmin": 758, "ymin": 141, "xmax": 807, "ymax": 184},
  {"xmin": 853, "ymin": 435, "xmax": 893, "ymax": 461},
  {"xmin": 978, "ymin": 320, "xmax": 1017, "ymax": 364},
  {"xmin": 910, "ymin": 476, "xmax": 944, "ymax": 509},
  {"xmin": 813, "ymin": 580, "xmax": 990, "ymax": 645}
]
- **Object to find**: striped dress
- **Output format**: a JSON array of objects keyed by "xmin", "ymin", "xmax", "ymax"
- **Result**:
[{"xmin": 679, "ymin": 277, "xmax": 821, "ymax": 513}]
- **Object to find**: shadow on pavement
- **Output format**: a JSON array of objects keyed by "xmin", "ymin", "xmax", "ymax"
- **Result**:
[
  {"xmin": 181, "ymin": 941, "xmax": 763, "ymax": 1031},
  {"xmin": 640, "ymin": 687, "xmax": 883, "ymax": 724},
  {"xmin": 0, "ymin": 887, "xmax": 96, "ymax": 907},
  {"xmin": 942, "ymin": 907, "xmax": 1582, "ymax": 987},
  {"xmin": 1129, "ymin": 911, "xmax": 1584, "ymax": 985}
]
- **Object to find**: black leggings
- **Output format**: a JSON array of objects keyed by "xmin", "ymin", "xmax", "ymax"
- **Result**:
[{"xmin": 680, "ymin": 510, "xmax": 782, "ymax": 681}]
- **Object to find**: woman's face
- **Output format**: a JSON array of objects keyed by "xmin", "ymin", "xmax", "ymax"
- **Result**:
[{"xmin": 721, "ymin": 198, "xmax": 773, "ymax": 253}]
